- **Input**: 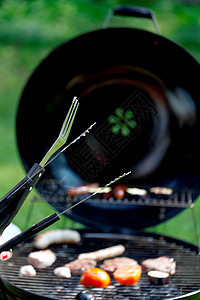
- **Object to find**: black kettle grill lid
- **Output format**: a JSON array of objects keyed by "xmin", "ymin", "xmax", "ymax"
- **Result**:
[{"xmin": 16, "ymin": 27, "xmax": 200, "ymax": 231}]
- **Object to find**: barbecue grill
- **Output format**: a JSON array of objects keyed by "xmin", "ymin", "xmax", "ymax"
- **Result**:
[
  {"xmin": 0, "ymin": 5, "xmax": 200, "ymax": 300},
  {"xmin": 0, "ymin": 232, "xmax": 200, "ymax": 300}
]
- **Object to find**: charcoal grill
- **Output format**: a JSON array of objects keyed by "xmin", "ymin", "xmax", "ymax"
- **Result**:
[
  {"xmin": 1, "ymin": 4, "xmax": 200, "ymax": 300},
  {"xmin": 0, "ymin": 232, "xmax": 200, "ymax": 300}
]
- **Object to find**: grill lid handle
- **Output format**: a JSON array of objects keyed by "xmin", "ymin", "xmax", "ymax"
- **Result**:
[{"xmin": 103, "ymin": 5, "xmax": 160, "ymax": 34}]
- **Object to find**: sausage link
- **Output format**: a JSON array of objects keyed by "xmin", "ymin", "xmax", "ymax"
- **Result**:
[{"xmin": 78, "ymin": 245, "xmax": 125, "ymax": 261}]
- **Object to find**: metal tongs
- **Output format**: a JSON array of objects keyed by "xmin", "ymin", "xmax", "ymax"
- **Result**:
[
  {"xmin": 0, "ymin": 97, "xmax": 79, "ymax": 250},
  {"xmin": 0, "ymin": 95, "xmax": 131, "ymax": 253},
  {"xmin": 0, "ymin": 171, "xmax": 130, "ymax": 252}
]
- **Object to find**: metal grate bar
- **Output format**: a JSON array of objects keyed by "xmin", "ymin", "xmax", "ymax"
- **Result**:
[
  {"xmin": 31, "ymin": 186, "xmax": 197, "ymax": 208},
  {"xmin": 0, "ymin": 233, "xmax": 200, "ymax": 299}
]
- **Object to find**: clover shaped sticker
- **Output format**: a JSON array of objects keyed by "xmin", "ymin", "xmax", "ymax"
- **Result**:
[{"xmin": 108, "ymin": 108, "xmax": 136, "ymax": 136}]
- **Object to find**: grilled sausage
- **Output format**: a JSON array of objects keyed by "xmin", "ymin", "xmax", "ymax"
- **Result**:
[
  {"xmin": 66, "ymin": 183, "xmax": 99, "ymax": 197},
  {"xmin": 34, "ymin": 229, "xmax": 81, "ymax": 249},
  {"xmin": 78, "ymin": 245, "xmax": 125, "ymax": 261}
]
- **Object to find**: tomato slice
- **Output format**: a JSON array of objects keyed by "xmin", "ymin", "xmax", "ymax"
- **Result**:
[
  {"xmin": 80, "ymin": 267, "xmax": 111, "ymax": 288},
  {"xmin": 113, "ymin": 264, "xmax": 142, "ymax": 286}
]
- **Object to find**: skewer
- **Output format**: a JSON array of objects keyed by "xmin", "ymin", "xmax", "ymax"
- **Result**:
[
  {"xmin": 6, "ymin": 122, "xmax": 96, "ymax": 201},
  {"xmin": 0, "ymin": 171, "xmax": 131, "ymax": 252}
]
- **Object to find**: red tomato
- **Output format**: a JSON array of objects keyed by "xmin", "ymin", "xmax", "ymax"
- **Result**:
[
  {"xmin": 80, "ymin": 268, "xmax": 111, "ymax": 288},
  {"xmin": 113, "ymin": 184, "xmax": 127, "ymax": 199},
  {"xmin": 113, "ymin": 264, "xmax": 142, "ymax": 286}
]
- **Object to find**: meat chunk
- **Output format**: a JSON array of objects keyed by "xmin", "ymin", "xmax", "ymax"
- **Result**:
[
  {"xmin": 53, "ymin": 266, "xmax": 71, "ymax": 278},
  {"xmin": 100, "ymin": 257, "xmax": 138, "ymax": 273},
  {"xmin": 28, "ymin": 249, "xmax": 56, "ymax": 269},
  {"xmin": 78, "ymin": 245, "xmax": 125, "ymax": 261},
  {"xmin": 150, "ymin": 187, "xmax": 173, "ymax": 200},
  {"xmin": 64, "ymin": 258, "xmax": 97, "ymax": 276},
  {"xmin": 19, "ymin": 265, "xmax": 36, "ymax": 277},
  {"xmin": 34, "ymin": 229, "xmax": 81, "ymax": 249},
  {"xmin": 141, "ymin": 256, "xmax": 176, "ymax": 275},
  {"xmin": 66, "ymin": 183, "xmax": 99, "ymax": 197}
]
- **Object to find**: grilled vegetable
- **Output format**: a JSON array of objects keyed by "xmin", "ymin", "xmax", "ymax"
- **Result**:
[
  {"xmin": 148, "ymin": 270, "xmax": 170, "ymax": 285},
  {"xmin": 113, "ymin": 264, "xmax": 142, "ymax": 286},
  {"xmin": 80, "ymin": 268, "xmax": 111, "ymax": 288},
  {"xmin": 75, "ymin": 290, "xmax": 96, "ymax": 300},
  {"xmin": 113, "ymin": 184, "xmax": 127, "ymax": 199}
]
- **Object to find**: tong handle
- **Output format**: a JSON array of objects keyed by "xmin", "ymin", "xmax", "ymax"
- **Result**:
[
  {"xmin": 0, "ymin": 213, "xmax": 60, "ymax": 253},
  {"xmin": 0, "ymin": 163, "xmax": 45, "ymax": 235}
]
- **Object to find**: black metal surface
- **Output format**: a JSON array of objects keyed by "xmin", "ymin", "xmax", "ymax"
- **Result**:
[
  {"xmin": 32, "ymin": 182, "xmax": 196, "ymax": 231},
  {"xmin": 5, "ymin": 5, "xmax": 200, "ymax": 300},
  {"xmin": 0, "ymin": 232, "xmax": 200, "ymax": 300},
  {"xmin": 35, "ymin": 182, "xmax": 194, "ymax": 208},
  {"xmin": 16, "ymin": 24, "xmax": 200, "ymax": 230},
  {"xmin": 16, "ymin": 25, "xmax": 200, "ymax": 186}
]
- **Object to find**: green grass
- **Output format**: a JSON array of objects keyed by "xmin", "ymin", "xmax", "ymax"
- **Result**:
[{"xmin": 0, "ymin": 0, "xmax": 200, "ymax": 245}]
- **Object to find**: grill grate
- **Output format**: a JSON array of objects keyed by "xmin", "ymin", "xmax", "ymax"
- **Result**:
[
  {"xmin": 32, "ymin": 184, "xmax": 196, "ymax": 208},
  {"xmin": 0, "ymin": 232, "xmax": 200, "ymax": 299}
]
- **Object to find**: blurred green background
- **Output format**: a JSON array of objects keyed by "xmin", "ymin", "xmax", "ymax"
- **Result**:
[{"xmin": 0, "ymin": 0, "xmax": 200, "ymax": 244}]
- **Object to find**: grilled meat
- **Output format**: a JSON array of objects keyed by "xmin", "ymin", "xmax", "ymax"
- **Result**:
[
  {"xmin": 66, "ymin": 183, "xmax": 99, "ymax": 197},
  {"xmin": 53, "ymin": 266, "xmax": 71, "ymax": 278},
  {"xmin": 100, "ymin": 257, "xmax": 138, "ymax": 273},
  {"xmin": 34, "ymin": 229, "xmax": 81, "ymax": 249},
  {"xmin": 28, "ymin": 249, "xmax": 56, "ymax": 269},
  {"xmin": 65, "ymin": 258, "xmax": 97, "ymax": 276},
  {"xmin": 142, "ymin": 256, "xmax": 176, "ymax": 275},
  {"xmin": 19, "ymin": 265, "xmax": 36, "ymax": 277},
  {"xmin": 78, "ymin": 245, "xmax": 125, "ymax": 261}
]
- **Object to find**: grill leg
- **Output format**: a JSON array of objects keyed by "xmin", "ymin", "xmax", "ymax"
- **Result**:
[{"xmin": 190, "ymin": 202, "xmax": 200, "ymax": 255}]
